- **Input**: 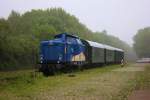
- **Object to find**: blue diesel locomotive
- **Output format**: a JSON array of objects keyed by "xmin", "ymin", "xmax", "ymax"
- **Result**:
[{"xmin": 39, "ymin": 33, "xmax": 124, "ymax": 75}]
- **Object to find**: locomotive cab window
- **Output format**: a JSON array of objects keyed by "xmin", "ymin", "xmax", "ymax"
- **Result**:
[
  {"xmin": 66, "ymin": 36, "xmax": 77, "ymax": 44},
  {"xmin": 76, "ymin": 39, "xmax": 82, "ymax": 45}
]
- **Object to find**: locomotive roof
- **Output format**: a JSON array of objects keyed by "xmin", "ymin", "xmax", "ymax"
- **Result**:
[{"xmin": 55, "ymin": 33, "xmax": 78, "ymax": 38}]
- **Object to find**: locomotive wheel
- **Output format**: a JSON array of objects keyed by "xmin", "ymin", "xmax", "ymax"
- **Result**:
[{"xmin": 43, "ymin": 65, "xmax": 56, "ymax": 76}]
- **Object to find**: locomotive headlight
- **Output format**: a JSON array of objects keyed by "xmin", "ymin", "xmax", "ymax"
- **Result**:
[
  {"xmin": 40, "ymin": 55, "xmax": 43, "ymax": 63},
  {"xmin": 59, "ymin": 54, "xmax": 62, "ymax": 60},
  {"xmin": 40, "ymin": 55, "xmax": 43, "ymax": 60}
]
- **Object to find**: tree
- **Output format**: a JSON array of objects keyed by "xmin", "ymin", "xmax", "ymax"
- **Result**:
[{"xmin": 133, "ymin": 27, "xmax": 150, "ymax": 58}]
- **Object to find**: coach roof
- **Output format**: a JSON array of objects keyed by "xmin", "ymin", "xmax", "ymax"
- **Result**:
[
  {"xmin": 104, "ymin": 44, "xmax": 116, "ymax": 50},
  {"xmin": 114, "ymin": 48, "xmax": 124, "ymax": 52},
  {"xmin": 86, "ymin": 40, "xmax": 105, "ymax": 48}
]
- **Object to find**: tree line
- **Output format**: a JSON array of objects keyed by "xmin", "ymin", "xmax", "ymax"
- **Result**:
[{"xmin": 0, "ymin": 8, "xmax": 135, "ymax": 70}]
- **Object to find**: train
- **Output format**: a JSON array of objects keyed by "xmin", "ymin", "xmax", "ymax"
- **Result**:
[{"xmin": 39, "ymin": 33, "xmax": 124, "ymax": 76}]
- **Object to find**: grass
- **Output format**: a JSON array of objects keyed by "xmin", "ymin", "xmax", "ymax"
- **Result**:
[
  {"xmin": 0, "ymin": 65, "xmax": 120, "ymax": 99},
  {"xmin": 0, "ymin": 64, "xmax": 149, "ymax": 100}
]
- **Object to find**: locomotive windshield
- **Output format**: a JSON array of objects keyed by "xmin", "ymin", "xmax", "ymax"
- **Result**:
[
  {"xmin": 67, "ymin": 36, "xmax": 77, "ymax": 44},
  {"xmin": 76, "ymin": 39, "xmax": 82, "ymax": 45}
]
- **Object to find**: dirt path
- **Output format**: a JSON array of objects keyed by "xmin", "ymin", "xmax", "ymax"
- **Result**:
[
  {"xmin": 127, "ymin": 63, "xmax": 150, "ymax": 100},
  {"xmin": 128, "ymin": 89, "xmax": 150, "ymax": 100}
]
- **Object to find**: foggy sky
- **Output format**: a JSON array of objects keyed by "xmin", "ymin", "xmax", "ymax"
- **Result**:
[{"xmin": 0, "ymin": 0, "xmax": 150, "ymax": 45}]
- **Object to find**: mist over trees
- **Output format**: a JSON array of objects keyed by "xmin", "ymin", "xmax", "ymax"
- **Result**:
[
  {"xmin": 133, "ymin": 27, "xmax": 150, "ymax": 58},
  {"xmin": 0, "ymin": 8, "xmax": 135, "ymax": 70}
]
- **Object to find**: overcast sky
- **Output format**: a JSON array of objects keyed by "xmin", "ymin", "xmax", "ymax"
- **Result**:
[{"xmin": 0, "ymin": 0, "xmax": 150, "ymax": 45}]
